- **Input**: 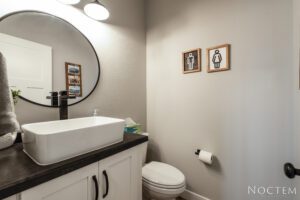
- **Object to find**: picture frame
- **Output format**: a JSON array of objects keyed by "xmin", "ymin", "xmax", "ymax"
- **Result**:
[
  {"xmin": 207, "ymin": 44, "xmax": 230, "ymax": 73},
  {"xmin": 182, "ymin": 48, "xmax": 201, "ymax": 74},
  {"xmin": 65, "ymin": 62, "xmax": 82, "ymax": 97}
]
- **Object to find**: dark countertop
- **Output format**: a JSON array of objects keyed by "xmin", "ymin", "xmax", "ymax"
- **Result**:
[{"xmin": 0, "ymin": 133, "xmax": 148, "ymax": 199}]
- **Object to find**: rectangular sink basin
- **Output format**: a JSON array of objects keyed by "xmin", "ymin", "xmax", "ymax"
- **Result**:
[{"xmin": 22, "ymin": 116, "xmax": 125, "ymax": 165}]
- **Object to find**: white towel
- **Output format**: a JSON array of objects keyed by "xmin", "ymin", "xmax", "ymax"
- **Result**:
[
  {"xmin": 0, "ymin": 52, "xmax": 20, "ymax": 137},
  {"xmin": 0, "ymin": 89, "xmax": 18, "ymax": 149}
]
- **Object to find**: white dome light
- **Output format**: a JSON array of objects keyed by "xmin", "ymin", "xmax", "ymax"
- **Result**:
[
  {"xmin": 84, "ymin": 3, "xmax": 110, "ymax": 21},
  {"xmin": 57, "ymin": 0, "xmax": 81, "ymax": 5}
]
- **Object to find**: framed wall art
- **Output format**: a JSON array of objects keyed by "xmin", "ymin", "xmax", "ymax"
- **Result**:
[
  {"xmin": 207, "ymin": 44, "xmax": 230, "ymax": 73},
  {"xmin": 182, "ymin": 48, "xmax": 201, "ymax": 74},
  {"xmin": 65, "ymin": 62, "xmax": 82, "ymax": 97}
]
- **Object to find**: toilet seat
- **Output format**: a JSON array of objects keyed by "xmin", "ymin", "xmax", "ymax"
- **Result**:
[
  {"xmin": 143, "ymin": 177, "xmax": 185, "ymax": 189},
  {"xmin": 142, "ymin": 161, "xmax": 185, "ymax": 190}
]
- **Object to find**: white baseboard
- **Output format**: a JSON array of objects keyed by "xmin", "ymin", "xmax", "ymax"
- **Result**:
[{"xmin": 180, "ymin": 189, "xmax": 210, "ymax": 200}]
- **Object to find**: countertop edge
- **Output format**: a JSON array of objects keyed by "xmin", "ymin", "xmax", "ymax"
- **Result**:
[{"xmin": 0, "ymin": 134, "xmax": 148, "ymax": 199}]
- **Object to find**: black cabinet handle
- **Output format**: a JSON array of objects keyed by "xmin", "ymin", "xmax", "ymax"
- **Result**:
[
  {"xmin": 103, "ymin": 170, "xmax": 109, "ymax": 198},
  {"xmin": 284, "ymin": 163, "xmax": 300, "ymax": 179},
  {"xmin": 92, "ymin": 175, "xmax": 99, "ymax": 200}
]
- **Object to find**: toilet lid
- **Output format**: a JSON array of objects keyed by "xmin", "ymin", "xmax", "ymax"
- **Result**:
[{"xmin": 142, "ymin": 162, "xmax": 185, "ymax": 187}]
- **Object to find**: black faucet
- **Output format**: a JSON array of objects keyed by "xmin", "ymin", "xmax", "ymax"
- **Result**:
[
  {"xmin": 59, "ymin": 90, "xmax": 76, "ymax": 120},
  {"xmin": 46, "ymin": 92, "xmax": 59, "ymax": 107},
  {"xmin": 47, "ymin": 91, "xmax": 76, "ymax": 120}
]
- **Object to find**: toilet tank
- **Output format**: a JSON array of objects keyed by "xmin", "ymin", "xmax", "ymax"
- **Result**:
[{"xmin": 141, "ymin": 133, "xmax": 149, "ymax": 165}]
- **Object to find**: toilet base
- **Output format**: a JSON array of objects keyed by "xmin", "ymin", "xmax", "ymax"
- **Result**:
[
  {"xmin": 143, "ymin": 195, "xmax": 175, "ymax": 200},
  {"xmin": 143, "ymin": 198, "xmax": 176, "ymax": 200},
  {"xmin": 143, "ymin": 187, "xmax": 181, "ymax": 200}
]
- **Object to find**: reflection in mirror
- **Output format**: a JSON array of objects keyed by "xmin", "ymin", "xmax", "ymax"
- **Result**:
[{"xmin": 0, "ymin": 11, "xmax": 100, "ymax": 107}]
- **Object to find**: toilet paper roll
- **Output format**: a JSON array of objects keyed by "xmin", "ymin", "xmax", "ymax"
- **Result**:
[{"xmin": 198, "ymin": 150, "xmax": 213, "ymax": 165}]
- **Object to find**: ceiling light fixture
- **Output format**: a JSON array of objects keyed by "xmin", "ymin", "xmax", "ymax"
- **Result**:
[
  {"xmin": 57, "ymin": 0, "xmax": 81, "ymax": 5},
  {"xmin": 84, "ymin": 1, "xmax": 110, "ymax": 21}
]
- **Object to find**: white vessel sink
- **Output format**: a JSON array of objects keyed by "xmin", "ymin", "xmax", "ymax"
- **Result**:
[{"xmin": 22, "ymin": 116, "xmax": 125, "ymax": 165}]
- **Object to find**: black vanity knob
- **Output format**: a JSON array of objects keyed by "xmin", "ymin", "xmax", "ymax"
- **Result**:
[{"xmin": 284, "ymin": 163, "xmax": 300, "ymax": 179}]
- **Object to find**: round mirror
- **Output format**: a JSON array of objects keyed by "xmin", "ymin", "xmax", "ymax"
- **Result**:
[{"xmin": 0, "ymin": 11, "xmax": 100, "ymax": 107}]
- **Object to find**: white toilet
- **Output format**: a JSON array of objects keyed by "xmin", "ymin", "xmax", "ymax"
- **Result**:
[{"xmin": 141, "ymin": 134, "xmax": 186, "ymax": 200}]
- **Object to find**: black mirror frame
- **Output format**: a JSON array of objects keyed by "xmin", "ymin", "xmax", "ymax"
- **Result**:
[{"xmin": 0, "ymin": 10, "xmax": 101, "ymax": 108}]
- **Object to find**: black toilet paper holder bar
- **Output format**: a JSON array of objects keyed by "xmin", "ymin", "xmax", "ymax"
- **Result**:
[{"xmin": 195, "ymin": 149, "xmax": 201, "ymax": 155}]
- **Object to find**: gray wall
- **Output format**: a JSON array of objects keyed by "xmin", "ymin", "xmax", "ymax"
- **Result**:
[
  {"xmin": 146, "ymin": 0, "xmax": 294, "ymax": 199},
  {"xmin": 0, "ymin": 0, "xmax": 146, "ymax": 128},
  {"xmin": 293, "ymin": 0, "xmax": 300, "ymax": 198}
]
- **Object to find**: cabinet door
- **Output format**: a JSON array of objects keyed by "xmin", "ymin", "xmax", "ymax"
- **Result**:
[
  {"xmin": 98, "ymin": 145, "xmax": 143, "ymax": 200},
  {"xmin": 3, "ymin": 194, "xmax": 20, "ymax": 200},
  {"xmin": 21, "ymin": 163, "xmax": 98, "ymax": 200}
]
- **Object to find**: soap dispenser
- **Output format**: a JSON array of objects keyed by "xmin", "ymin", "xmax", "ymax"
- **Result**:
[{"xmin": 93, "ymin": 109, "xmax": 99, "ymax": 117}]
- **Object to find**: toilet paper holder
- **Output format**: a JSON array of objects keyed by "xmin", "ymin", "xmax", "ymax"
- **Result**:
[
  {"xmin": 195, "ymin": 149, "xmax": 201, "ymax": 155},
  {"xmin": 194, "ymin": 149, "xmax": 214, "ymax": 165}
]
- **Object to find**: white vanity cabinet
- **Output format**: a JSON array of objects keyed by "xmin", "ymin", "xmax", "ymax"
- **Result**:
[
  {"xmin": 3, "ymin": 195, "xmax": 19, "ymax": 200},
  {"xmin": 18, "ymin": 144, "xmax": 144, "ymax": 200},
  {"xmin": 98, "ymin": 145, "xmax": 142, "ymax": 200},
  {"xmin": 21, "ymin": 163, "xmax": 98, "ymax": 200}
]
